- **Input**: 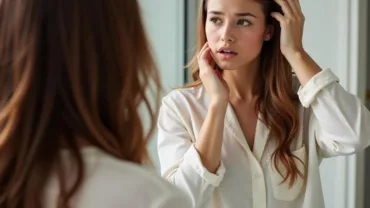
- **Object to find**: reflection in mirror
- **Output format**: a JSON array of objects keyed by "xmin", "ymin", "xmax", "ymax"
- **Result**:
[{"xmin": 148, "ymin": 0, "xmax": 370, "ymax": 208}]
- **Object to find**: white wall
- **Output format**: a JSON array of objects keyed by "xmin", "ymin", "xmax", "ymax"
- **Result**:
[
  {"xmin": 301, "ymin": 0, "xmax": 367, "ymax": 208},
  {"xmin": 300, "ymin": 2, "xmax": 338, "ymax": 207},
  {"xmin": 365, "ymin": 2, "xmax": 370, "ymax": 207},
  {"xmin": 139, "ymin": 1, "xmax": 185, "ymax": 170}
]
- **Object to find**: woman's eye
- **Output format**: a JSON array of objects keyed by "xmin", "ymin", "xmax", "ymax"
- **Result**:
[
  {"xmin": 210, "ymin": 17, "xmax": 221, "ymax": 24},
  {"xmin": 237, "ymin": 19, "xmax": 251, "ymax": 26}
]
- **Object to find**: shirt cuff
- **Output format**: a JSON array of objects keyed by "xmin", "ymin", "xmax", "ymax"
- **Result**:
[
  {"xmin": 297, "ymin": 69, "xmax": 339, "ymax": 108},
  {"xmin": 183, "ymin": 144, "xmax": 226, "ymax": 187}
]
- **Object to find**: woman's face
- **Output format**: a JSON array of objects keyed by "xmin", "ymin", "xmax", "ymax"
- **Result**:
[{"xmin": 205, "ymin": 0, "xmax": 273, "ymax": 71}]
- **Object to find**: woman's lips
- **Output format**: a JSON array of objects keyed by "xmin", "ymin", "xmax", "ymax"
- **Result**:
[{"xmin": 217, "ymin": 51, "xmax": 237, "ymax": 60}]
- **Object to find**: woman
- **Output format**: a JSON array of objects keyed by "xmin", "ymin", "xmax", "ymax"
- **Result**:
[
  {"xmin": 0, "ymin": 0, "xmax": 191, "ymax": 207},
  {"xmin": 157, "ymin": 0, "xmax": 370, "ymax": 207}
]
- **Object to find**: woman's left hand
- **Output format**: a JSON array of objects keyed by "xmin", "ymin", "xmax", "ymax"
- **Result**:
[{"xmin": 271, "ymin": 0, "xmax": 305, "ymax": 58}]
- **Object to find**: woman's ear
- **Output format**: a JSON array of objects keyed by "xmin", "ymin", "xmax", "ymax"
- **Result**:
[{"xmin": 264, "ymin": 25, "xmax": 274, "ymax": 41}]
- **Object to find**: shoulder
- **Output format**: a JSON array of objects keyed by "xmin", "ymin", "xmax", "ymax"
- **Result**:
[
  {"xmin": 161, "ymin": 84, "xmax": 207, "ymax": 109},
  {"xmin": 164, "ymin": 84, "xmax": 204, "ymax": 101},
  {"xmin": 84, "ymin": 149, "xmax": 182, "ymax": 194},
  {"xmin": 74, "ymin": 148, "xmax": 190, "ymax": 207}
]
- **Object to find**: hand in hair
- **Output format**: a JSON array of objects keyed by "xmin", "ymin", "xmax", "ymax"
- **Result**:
[
  {"xmin": 271, "ymin": 0, "xmax": 322, "ymax": 86},
  {"xmin": 271, "ymin": 0, "xmax": 305, "ymax": 58}
]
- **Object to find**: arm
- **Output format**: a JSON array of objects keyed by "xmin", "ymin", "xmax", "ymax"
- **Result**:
[
  {"xmin": 286, "ymin": 38, "xmax": 370, "ymax": 157},
  {"xmin": 284, "ymin": 35, "xmax": 370, "ymax": 156},
  {"xmin": 271, "ymin": 0, "xmax": 370, "ymax": 156},
  {"xmin": 298, "ymin": 69, "xmax": 370, "ymax": 157},
  {"xmin": 195, "ymin": 101, "xmax": 227, "ymax": 173},
  {"xmin": 157, "ymin": 94, "xmax": 226, "ymax": 207}
]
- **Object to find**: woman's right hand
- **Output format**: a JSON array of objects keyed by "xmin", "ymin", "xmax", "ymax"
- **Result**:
[{"xmin": 197, "ymin": 43, "xmax": 229, "ymax": 106}]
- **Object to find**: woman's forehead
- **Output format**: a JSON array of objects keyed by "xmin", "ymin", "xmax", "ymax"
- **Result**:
[{"xmin": 206, "ymin": 0, "xmax": 264, "ymax": 14}]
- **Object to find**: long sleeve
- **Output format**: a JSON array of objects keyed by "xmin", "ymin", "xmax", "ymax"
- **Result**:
[
  {"xmin": 157, "ymin": 93, "xmax": 226, "ymax": 207},
  {"xmin": 298, "ymin": 69, "xmax": 370, "ymax": 157}
]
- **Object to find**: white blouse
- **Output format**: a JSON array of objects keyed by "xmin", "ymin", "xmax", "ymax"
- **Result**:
[
  {"xmin": 157, "ymin": 69, "xmax": 370, "ymax": 208},
  {"xmin": 43, "ymin": 147, "xmax": 192, "ymax": 208}
]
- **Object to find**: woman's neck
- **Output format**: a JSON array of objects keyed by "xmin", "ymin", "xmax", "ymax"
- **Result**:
[{"xmin": 223, "ymin": 60, "xmax": 260, "ymax": 102}]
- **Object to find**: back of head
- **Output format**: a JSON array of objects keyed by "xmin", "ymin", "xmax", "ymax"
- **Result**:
[{"xmin": 0, "ymin": 0, "xmax": 160, "ymax": 207}]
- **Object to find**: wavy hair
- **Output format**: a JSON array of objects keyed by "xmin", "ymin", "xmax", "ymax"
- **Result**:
[{"xmin": 0, "ymin": 0, "xmax": 161, "ymax": 207}]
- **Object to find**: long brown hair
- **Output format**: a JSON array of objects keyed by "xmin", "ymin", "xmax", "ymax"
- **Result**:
[
  {"xmin": 0, "ymin": 0, "xmax": 161, "ymax": 207},
  {"xmin": 186, "ymin": 0, "xmax": 303, "ymax": 187}
]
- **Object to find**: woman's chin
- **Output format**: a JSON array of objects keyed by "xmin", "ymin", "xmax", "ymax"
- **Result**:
[
  {"xmin": 218, "ymin": 64, "xmax": 236, "ymax": 71},
  {"xmin": 217, "ymin": 60, "xmax": 242, "ymax": 71}
]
